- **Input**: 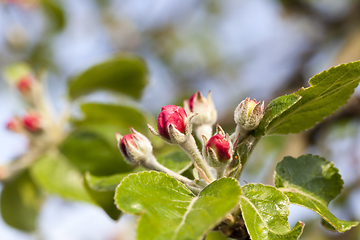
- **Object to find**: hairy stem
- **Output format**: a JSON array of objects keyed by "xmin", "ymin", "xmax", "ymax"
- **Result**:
[{"xmin": 179, "ymin": 135, "xmax": 215, "ymax": 182}]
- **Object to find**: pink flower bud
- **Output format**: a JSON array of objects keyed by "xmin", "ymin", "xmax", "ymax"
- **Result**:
[
  {"xmin": 234, "ymin": 97, "xmax": 264, "ymax": 131},
  {"xmin": 157, "ymin": 105, "xmax": 187, "ymax": 140},
  {"xmin": 120, "ymin": 134, "xmax": 137, "ymax": 159},
  {"xmin": 184, "ymin": 91, "xmax": 217, "ymax": 126},
  {"xmin": 22, "ymin": 113, "xmax": 41, "ymax": 132},
  {"xmin": 6, "ymin": 118, "xmax": 21, "ymax": 132},
  {"xmin": 16, "ymin": 75, "xmax": 33, "ymax": 94},
  {"xmin": 117, "ymin": 128, "xmax": 153, "ymax": 164},
  {"xmin": 206, "ymin": 134, "xmax": 231, "ymax": 162}
]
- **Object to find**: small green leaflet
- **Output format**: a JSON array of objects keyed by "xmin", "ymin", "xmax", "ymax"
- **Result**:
[
  {"xmin": 239, "ymin": 183, "xmax": 304, "ymax": 240},
  {"xmin": 275, "ymin": 155, "xmax": 359, "ymax": 232},
  {"xmin": 115, "ymin": 171, "xmax": 241, "ymax": 240},
  {"xmin": 257, "ymin": 61, "xmax": 360, "ymax": 135}
]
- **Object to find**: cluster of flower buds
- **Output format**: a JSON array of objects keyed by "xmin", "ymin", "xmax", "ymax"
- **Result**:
[
  {"xmin": 6, "ymin": 112, "xmax": 42, "ymax": 133},
  {"xmin": 117, "ymin": 91, "xmax": 266, "ymax": 186},
  {"xmin": 116, "ymin": 127, "xmax": 194, "ymax": 185}
]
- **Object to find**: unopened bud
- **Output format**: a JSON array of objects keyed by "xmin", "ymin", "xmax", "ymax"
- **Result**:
[
  {"xmin": 184, "ymin": 91, "xmax": 217, "ymax": 126},
  {"xmin": 6, "ymin": 118, "xmax": 21, "ymax": 132},
  {"xmin": 116, "ymin": 128, "xmax": 153, "ymax": 164},
  {"xmin": 203, "ymin": 125, "xmax": 233, "ymax": 168},
  {"xmin": 158, "ymin": 105, "xmax": 187, "ymax": 139},
  {"xmin": 16, "ymin": 75, "xmax": 33, "ymax": 94},
  {"xmin": 22, "ymin": 113, "xmax": 41, "ymax": 132},
  {"xmin": 234, "ymin": 97, "xmax": 264, "ymax": 131},
  {"xmin": 148, "ymin": 105, "xmax": 195, "ymax": 144},
  {"xmin": 206, "ymin": 134, "xmax": 231, "ymax": 162}
]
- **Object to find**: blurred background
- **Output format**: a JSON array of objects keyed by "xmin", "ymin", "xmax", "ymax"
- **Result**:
[{"xmin": 1, "ymin": 0, "xmax": 360, "ymax": 239}]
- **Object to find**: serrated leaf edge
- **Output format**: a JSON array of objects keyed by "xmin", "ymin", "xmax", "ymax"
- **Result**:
[
  {"xmin": 268, "ymin": 61, "xmax": 360, "ymax": 134},
  {"xmin": 279, "ymin": 187, "xmax": 358, "ymax": 232},
  {"xmin": 115, "ymin": 172, "xmax": 242, "ymax": 240}
]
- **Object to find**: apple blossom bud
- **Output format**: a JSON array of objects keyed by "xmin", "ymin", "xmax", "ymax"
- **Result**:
[
  {"xmin": 206, "ymin": 134, "xmax": 231, "ymax": 162},
  {"xmin": 6, "ymin": 118, "xmax": 21, "ymax": 132},
  {"xmin": 116, "ymin": 128, "xmax": 153, "ymax": 164},
  {"xmin": 157, "ymin": 105, "xmax": 188, "ymax": 140},
  {"xmin": 184, "ymin": 91, "xmax": 217, "ymax": 126},
  {"xmin": 16, "ymin": 75, "xmax": 33, "ymax": 94},
  {"xmin": 234, "ymin": 97, "xmax": 264, "ymax": 131},
  {"xmin": 22, "ymin": 113, "xmax": 41, "ymax": 132}
]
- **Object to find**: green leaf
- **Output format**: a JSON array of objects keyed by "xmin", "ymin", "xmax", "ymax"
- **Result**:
[
  {"xmin": 157, "ymin": 151, "xmax": 192, "ymax": 173},
  {"xmin": 86, "ymin": 172, "xmax": 129, "ymax": 192},
  {"xmin": 60, "ymin": 130, "xmax": 132, "ymax": 176},
  {"xmin": 74, "ymin": 103, "xmax": 148, "ymax": 135},
  {"xmin": 253, "ymin": 94, "xmax": 301, "ymax": 137},
  {"xmin": 30, "ymin": 154, "xmax": 93, "ymax": 203},
  {"xmin": 239, "ymin": 183, "xmax": 304, "ymax": 240},
  {"xmin": 84, "ymin": 172, "xmax": 127, "ymax": 220},
  {"xmin": 275, "ymin": 154, "xmax": 359, "ymax": 232},
  {"xmin": 40, "ymin": 0, "xmax": 65, "ymax": 32},
  {"xmin": 115, "ymin": 172, "xmax": 241, "ymax": 240},
  {"xmin": 0, "ymin": 170, "xmax": 44, "ymax": 232},
  {"xmin": 267, "ymin": 61, "xmax": 360, "ymax": 134},
  {"xmin": 68, "ymin": 55, "xmax": 148, "ymax": 100}
]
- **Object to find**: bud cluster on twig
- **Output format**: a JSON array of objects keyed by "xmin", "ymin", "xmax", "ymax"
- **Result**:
[
  {"xmin": 116, "ymin": 91, "xmax": 265, "ymax": 191},
  {"xmin": 1, "ymin": 65, "xmax": 68, "ymax": 180}
]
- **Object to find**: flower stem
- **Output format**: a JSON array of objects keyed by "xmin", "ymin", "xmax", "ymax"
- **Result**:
[
  {"xmin": 142, "ymin": 155, "xmax": 195, "ymax": 185},
  {"xmin": 179, "ymin": 135, "xmax": 215, "ymax": 182}
]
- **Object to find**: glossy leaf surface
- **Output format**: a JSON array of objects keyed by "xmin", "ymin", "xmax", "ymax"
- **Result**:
[
  {"xmin": 266, "ymin": 61, "xmax": 360, "ymax": 134},
  {"xmin": 239, "ymin": 183, "xmax": 304, "ymax": 240},
  {"xmin": 115, "ymin": 172, "xmax": 241, "ymax": 240},
  {"xmin": 275, "ymin": 155, "xmax": 358, "ymax": 232},
  {"xmin": 253, "ymin": 94, "xmax": 300, "ymax": 136}
]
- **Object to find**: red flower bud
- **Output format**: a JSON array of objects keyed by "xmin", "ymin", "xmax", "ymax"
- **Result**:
[
  {"xmin": 22, "ymin": 113, "xmax": 41, "ymax": 132},
  {"xmin": 157, "ymin": 105, "xmax": 187, "ymax": 140},
  {"xmin": 206, "ymin": 134, "xmax": 231, "ymax": 162},
  {"xmin": 6, "ymin": 118, "xmax": 21, "ymax": 132},
  {"xmin": 117, "ymin": 128, "xmax": 153, "ymax": 164},
  {"xmin": 16, "ymin": 75, "xmax": 33, "ymax": 94},
  {"xmin": 184, "ymin": 91, "xmax": 217, "ymax": 126},
  {"xmin": 120, "ymin": 134, "xmax": 137, "ymax": 158},
  {"xmin": 188, "ymin": 93, "xmax": 198, "ymax": 112}
]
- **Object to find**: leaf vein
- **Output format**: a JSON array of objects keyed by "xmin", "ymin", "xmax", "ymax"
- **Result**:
[{"xmin": 172, "ymin": 196, "xmax": 199, "ymax": 240}]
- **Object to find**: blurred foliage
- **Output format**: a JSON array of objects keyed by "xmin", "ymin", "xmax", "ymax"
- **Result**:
[{"xmin": 1, "ymin": 0, "xmax": 360, "ymax": 239}]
